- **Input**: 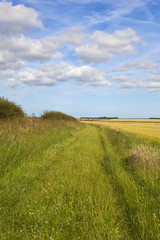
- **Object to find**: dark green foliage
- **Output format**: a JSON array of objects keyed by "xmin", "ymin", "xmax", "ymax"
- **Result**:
[
  {"xmin": 0, "ymin": 97, "xmax": 24, "ymax": 119},
  {"xmin": 41, "ymin": 110, "xmax": 77, "ymax": 121}
]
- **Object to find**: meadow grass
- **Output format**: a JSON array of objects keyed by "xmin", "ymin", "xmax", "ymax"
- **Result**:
[
  {"xmin": 1, "ymin": 118, "xmax": 160, "ymax": 239},
  {"xmin": 0, "ymin": 118, "xmax": 122, "ymax": 239},
  {"xmin": 98, "ymin": 126, "xmax": 160, "ymax": 240}
]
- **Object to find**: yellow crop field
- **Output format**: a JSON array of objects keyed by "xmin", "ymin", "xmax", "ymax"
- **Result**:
[{"xmin": 81, "ymin": 119, "xmax": 160, "ymax": 141}]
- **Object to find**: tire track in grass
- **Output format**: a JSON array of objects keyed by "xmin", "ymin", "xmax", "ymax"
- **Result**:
[
  {"xmin": 98, "ymin": 125, "xmax": 160, "ymax": 240},
  {"xmin": 98, "ymin": 126, "xmax": 143, "ymax": 240},
  {"xmin": 30, "ymin": 125, "xmax": 122, "ymax": 240},
  {"xmin": 1, "ymin": 125, "xmax": 125, "ymax": 239}
]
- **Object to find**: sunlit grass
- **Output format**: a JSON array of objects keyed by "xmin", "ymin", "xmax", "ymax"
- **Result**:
[
  {"xmin": 1, "ymin": 118, "xmax": 160, "ymax": 239},
  {"xmin": 0, "ymin": 118, "xmax": 122, "ymax": 239},
  {"xmin": 99, "ymin": 126, "xmax": 160, "ymax": 240}
]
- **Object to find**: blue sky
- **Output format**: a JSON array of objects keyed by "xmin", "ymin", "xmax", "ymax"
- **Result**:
[{"xmin": 0, "ymin": 0, "xmax": 160, "ymax": 117}]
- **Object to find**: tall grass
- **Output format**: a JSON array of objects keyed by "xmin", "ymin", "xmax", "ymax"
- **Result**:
[
  {"xmin": 0, "ymin": 119, "xmax": 122, "ymax": 239},
  {"xmin": 0, "ymin": 117, "xmax": 80, "ymax": 177},
  {"xmin": 99, "ymin": 126, "xmax": 160, "ymax": 240},
  {"xmin": 1, "ymin": 119, "xmax": 160, "ymax": 239},
  {"xmin": 129, "ymin": 144, "xmax": 160, "ymax": 170}
]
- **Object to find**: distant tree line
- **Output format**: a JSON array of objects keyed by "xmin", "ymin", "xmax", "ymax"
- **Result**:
[
  {"xmin": 149, "ymin": 118, "xmax": 160, "ymax": 119},
  {"xmin": 80, "ymin": 117, "xmax": 118, "ymax": 120}
]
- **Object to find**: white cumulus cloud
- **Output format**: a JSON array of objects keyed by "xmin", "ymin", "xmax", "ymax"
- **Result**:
[
  {"xmin": 0, "ymin": 1, "xmax": 43, "ymax": 34},
  {"xmin": 0, "ymin": 26, "xmax": 87, "ymax": 72},
  {"xmin": 114, "ymin": 59, "xmax": 160, "ymax": 73},
  {"xmin": 60, "ymin": 27, "xmax": 87, "ymax": 45},
  {"xmin": 112, "ymin": 74, "xmax": 160, "ymax": 92},
  {"xmin": 76, "ymin": 28, "xmax": 141, "ymax": 63},
  {"xmin": 112, "ymin": 75, "xmax": 145, "ymax": 89},
  {"xmin": 7, "ymin": 62, "xmax": 111, "ymax": 87}
]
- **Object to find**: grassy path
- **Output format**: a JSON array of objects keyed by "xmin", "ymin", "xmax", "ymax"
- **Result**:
[
  {"xmin": 98, "ymin": 126, "xmax": 160, "ymax": 240},
  {"xmin": 1, "ymin": 124, "xmax": 122, "ymax": 239},
  {"xmin": 1, "ymin": 122, "xmax": 160, "ymax": 239}
]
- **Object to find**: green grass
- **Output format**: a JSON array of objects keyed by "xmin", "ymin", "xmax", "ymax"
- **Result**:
[
  {"xmin": 99, "ymin": 126, "xmax": 160, "ymax": 240},
  {"xmin": 0, "ymin": 118, "xmax": 160, "ymax": 239}
]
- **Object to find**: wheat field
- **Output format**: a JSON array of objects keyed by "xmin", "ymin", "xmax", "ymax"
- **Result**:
[{"xmin": 81, "ymin": 119, "xmax": 160, "ymax": 141}]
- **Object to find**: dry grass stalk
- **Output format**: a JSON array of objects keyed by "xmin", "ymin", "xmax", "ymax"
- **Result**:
[
  {"xmin": 0, "ymin": 117, "xmax": 80, "ymax": 142},
  {"xmin": 129, "ymin": 145, "xmax": 160, "ymax": 170}
]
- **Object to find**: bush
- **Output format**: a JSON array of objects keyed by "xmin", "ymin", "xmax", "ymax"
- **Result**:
[
  {"xmin": 0, "ymin": 97, "xmax": 24, "ymax": 119},
  {"xmin": 41, "ymin": 111, "xmax": 77, "ymax": 122}
]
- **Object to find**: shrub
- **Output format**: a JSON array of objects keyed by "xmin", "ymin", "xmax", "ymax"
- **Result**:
[
  {"xmin": 0, "ymin": 97, "xmax": 24, "ymax": 119},
  {"xmin": 41, "ymin": 111, "xmax": 77, "ymax": 121},
  {"xmin": 129, "ymin": 144, "xmax": 160, "ymax": 170}
]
